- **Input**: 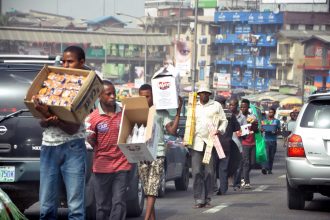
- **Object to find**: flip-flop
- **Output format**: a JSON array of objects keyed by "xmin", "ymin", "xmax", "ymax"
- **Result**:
[{"xmin": 193, "ymin": 204, "xmax": 204, "ymax": 209}]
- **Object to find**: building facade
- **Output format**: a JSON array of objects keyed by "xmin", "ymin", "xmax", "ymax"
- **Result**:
[{"xmin": 213, "ymin": 11, "xmax": 283, "ymax": 92}]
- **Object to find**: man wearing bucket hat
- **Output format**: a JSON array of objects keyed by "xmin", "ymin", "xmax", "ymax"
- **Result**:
[{"xmin": 190, "ymin": 83, "xmax": 228, "ymax": 208}]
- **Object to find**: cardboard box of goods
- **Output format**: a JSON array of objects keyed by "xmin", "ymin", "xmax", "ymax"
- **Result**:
[
  {"xmin": 117, "ymin": 97, "xmax": 160, "ymax": 163},
  {"xmin": 24, "ymin": 65, "xmax": 102, "ymax": 124},
  {"xmin": 151, "ymin": 66, "xmax": 179, "ymax": 110},
  {"xmin": 262, "ymin": 124, "xmax": 277, "ymax": 132}
]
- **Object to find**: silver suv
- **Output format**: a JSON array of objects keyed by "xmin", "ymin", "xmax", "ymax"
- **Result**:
[{"xmin": 286, "ymin": 92, "xmax": 330, "ymax": 210}]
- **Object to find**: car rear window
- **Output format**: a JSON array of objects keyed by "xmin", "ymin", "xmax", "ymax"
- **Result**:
[
  {"xmin": 0, "ymin": 67, "xmax": 41, "ymax": 116},
  {"xmin": 300, "ymin": 100, "xmax": 330, "ymax": 129}
]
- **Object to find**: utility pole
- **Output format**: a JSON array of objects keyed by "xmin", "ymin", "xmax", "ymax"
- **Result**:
[
  {"xmin": 301, "ymin": 64, "xmax": 305, "ymax": 103},
  {"xmin": 191, "ymin": 0, "xmax": 198, "ymax": 92}
]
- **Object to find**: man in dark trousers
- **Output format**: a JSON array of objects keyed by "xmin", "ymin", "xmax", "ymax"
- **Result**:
[{"xmin": 215, "ymin": 96, "xmax": 241, "ymax": 195}]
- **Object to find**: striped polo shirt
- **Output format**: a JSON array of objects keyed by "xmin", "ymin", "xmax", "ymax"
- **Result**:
[{"xmin": 85, "ymin": 103, "xmax": 131, "ymax": 173}]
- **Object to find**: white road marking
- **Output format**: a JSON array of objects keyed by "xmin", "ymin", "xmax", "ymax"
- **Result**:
[
  {"xmin": 253, "ymin": 185, "xmax": 269, "ymax": 192},
  {"xmin": 203, "ymin": 203, "xmax": 230, "ymax": 214},
  {"xmin": 278, "ymin": 175, "xmax": 286, "ymax": 179}
]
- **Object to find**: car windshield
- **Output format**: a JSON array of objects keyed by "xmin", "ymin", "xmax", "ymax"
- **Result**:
[
  {"xmin": 300, "ymin": 100, "xmax": 330, "ymax": 129},
  {"xmin": 0, "ymin": 67, "xmax": 38, "ymax": 116}
]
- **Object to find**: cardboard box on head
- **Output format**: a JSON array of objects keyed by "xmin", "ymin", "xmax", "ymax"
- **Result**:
[{"xmin": 151, "ymin": 64, "xmax": 179, "ymax": 110}]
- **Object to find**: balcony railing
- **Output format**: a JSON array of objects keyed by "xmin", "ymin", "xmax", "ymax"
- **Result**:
[{"xmin": 299, "ymin": 57, "xmax": 330, "ymax": 69}]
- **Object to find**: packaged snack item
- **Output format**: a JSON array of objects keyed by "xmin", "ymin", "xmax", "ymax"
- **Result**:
[
  {"xmin": 62, "ymin": 89, "xmax": 71, "ymax": 98},
  {"xmin": 47, "ymin": 72, "xmax": 57, "ymax": 80},
  {"xmin": 47, "ymin": 95, "xmax": 61, "ymax": 106},
  {"xmin": 54, "ymin": 74, "xmax": 66, "ymax": 84},
  {"xmin": 43, "ymin": 79, "xmax": 54, "ymax": 88},
  {"xmin": 59, "ymin": 97, "xmax": 71, "ymax": 106},
  {"xmin": 52, "ymin": 88, "xmax": 63, "ymax": 96},
  {"xmin": 38, "ymin": 87, "xmax": 48, "ymax": 95}
]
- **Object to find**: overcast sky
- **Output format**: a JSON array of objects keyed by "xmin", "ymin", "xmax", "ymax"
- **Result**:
[{"xmin": 2, "ymin": 0, "xmax": 145, "ymax": 26}]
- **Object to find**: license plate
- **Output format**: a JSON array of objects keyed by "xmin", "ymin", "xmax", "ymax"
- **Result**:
[{"xmin": 0, "ymin": 166, "xmax": 15, "ymax": 182}]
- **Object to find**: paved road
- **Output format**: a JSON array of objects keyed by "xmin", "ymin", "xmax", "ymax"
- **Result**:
[
  {"xmin": 24, "ymin": 138, "xmax": 330, "ymax": 219},
  {"xmin": 129, "ymin": 138, "xmax": 330, "ymax": 220}
]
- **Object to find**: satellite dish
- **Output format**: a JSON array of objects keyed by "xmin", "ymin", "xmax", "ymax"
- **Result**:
[{"xmin": 273, "ymin": 7, "xmax": 280, "ymax": 14}]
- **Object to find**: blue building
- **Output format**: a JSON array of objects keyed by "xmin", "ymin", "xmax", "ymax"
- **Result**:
[{"xmin": 213, "ymin": 11, "xmax": 283, "ymax": 91}]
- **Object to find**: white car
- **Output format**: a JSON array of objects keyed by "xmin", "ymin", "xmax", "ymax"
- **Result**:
[{"xmin": 286, "ymin": 92, "xmax": 330, "ymax": 210}]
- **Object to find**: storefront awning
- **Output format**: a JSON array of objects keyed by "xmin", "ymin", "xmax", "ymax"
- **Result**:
[{"xmin": 0, "ymin": 27, "xmax": 172, "ymax": 46}]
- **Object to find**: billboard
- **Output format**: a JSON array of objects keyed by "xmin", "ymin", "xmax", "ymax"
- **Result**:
[
  {"xmin": 213, "ymin": 72, "xmax": 231, "ymax": 89},
  {"xmin": 175, "ymin": 34, "xmax": 192, "ymax": 77},
  {"xmin": 191, "ymin": 0, "xmax": 217, "ymax": 8}
]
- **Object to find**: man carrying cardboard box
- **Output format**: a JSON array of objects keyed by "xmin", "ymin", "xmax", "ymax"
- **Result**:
[
  {"xmin": 138, "ymin": 84, "xmax": 182, "ymax": 220},
  {"xmin": 85, "ymin": 80, "xmax": 131, "ymax": 220},
  {"xmin": 190, "ymin": 84, "xmax": 227, "ymax": 209},
  {"xmin": 33, "ymin": 46, "xmax": 87, "ymax": 220}
]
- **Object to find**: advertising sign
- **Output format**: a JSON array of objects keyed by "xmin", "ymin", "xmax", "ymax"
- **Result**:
[
  {"xmin": 134, "ymin": 66, "xmax": 145, "ymax": 88},
  {"xmin": 192, "ymin": 0, "xmax": 217, "ymax": 8},
  {"xmin": 175, "ymin": 34, "xmax": 192, "ymax": 77},
  {"xmin": 213, "ymin": 72, "xmax": 231, "ymax": 89}
]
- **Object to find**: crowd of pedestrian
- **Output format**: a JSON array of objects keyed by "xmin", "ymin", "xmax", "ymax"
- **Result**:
[{"xmin": 32, "ymin": 45, "xmax": 299, "ymax": 219}]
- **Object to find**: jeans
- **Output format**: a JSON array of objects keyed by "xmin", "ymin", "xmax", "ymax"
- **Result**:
[
  {"xmin": 40, "ymin": 139, "xmax": 87, "ymax": 220},
  {"xmin": 191, "ymin": 148, "xmax": 214, "ymax": 205},
  {"xmin": 218, "ymin": 154, "xmax": 230, "ymax": 194},
  {"xmin": 262, "ymin": 141, "xmax": 277, "ymax": 171},
  {"xmin": 242, "ymin": 146, "xmax": 255, "ymax": 184},
  {"xmin": 93, "ymin": 171, "xmax": 129, "ymax": 220}
]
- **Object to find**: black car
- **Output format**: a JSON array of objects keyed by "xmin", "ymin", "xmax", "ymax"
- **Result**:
[
  {"xmin": 0, "ymin": 55, "xmax": 144, "ymax": 219},
  {"xmin": 157, "ymin": 134, "xmax": 190, "ymax": 197}
]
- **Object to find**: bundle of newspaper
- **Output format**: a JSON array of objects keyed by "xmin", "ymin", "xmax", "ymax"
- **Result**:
[{"xmin": 183, "ymin": 92, "xmax": 197, "ymax": 145}]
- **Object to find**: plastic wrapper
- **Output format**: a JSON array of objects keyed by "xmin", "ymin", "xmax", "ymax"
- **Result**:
[
  {"xmin": 131, "ymin": 123, "xmax": 139, "ymax": 143},
  {"xmin": 126, "ymin": 134, "xmax": 132, "ymax": 144},
  {"xmin": 137, "ymin": 125, "xmax": 145, "ymax": 143}
]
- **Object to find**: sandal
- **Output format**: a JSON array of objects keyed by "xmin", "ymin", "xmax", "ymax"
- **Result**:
[
  {"xmin": 204, "ymin": 202, "xmax": 212, "ymax": 208},
  {"xmin": 193, "ymin": 204, "xmax": 204, "ymax": 209}
]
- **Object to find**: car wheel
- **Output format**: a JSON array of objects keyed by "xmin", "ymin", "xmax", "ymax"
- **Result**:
[
  {"xmin": 304, "ymin": 192, "xmax": 313, "ymax": 201},
  {"xmin": 287, "ymin": 179, "xmax": 305, "ymax": 210},
  {"xmin": 126, "ymin": 174, "xmax": 145, "ymax": 217},
  {"xmin": 174, "ymin": 160, "xmax": 189, "ymax": 191},
  {"xmin": 158, "ymin": 167, "xmax": 166, "ymax": 198}
]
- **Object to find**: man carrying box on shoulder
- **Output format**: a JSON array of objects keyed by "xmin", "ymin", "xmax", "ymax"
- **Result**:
[
  {"xmin": 138, "ymin": 84, "xmax": 182, "ymax": 220},
  {"xmin": 33, "ymin": 46, "xmax": 87, "ymax": 220},
  {"xmin": 85, "ymin": 80, "xmax": 131, "ymax": 220}
]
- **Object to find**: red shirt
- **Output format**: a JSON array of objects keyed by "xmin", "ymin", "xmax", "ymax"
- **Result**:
[{"xmin": 86, "ymin": 105, "xmax": 131, "ymax": 173}]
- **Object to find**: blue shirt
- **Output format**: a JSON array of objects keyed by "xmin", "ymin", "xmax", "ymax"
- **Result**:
[{"xmin": 262, "ymin": 118, "xmax": 281, "ymax": 142}]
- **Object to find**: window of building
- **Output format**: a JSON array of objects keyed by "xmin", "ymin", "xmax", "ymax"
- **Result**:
[
  {"xmin": 326, "ymin": 25, "xmax": 330, "ymax": 31},
  {"xmin": 159, "ymin": 26, "xmax": 165, "ymax": 33},
  {"xmin": 290, "ymin": 24, "xmax": 299, "ymax": 30},
  {"xmin": 305, "ymin": 25, "xmax": 313, "ymax": 30},
  {"xmin": 201, "ymin": 24, "xmax": 206, "ymax": 35},
  {"xmin": 201, "ymin": 45, "xmax": 205, "ymax": 56},
  {"xmin": 279, "ymin": 44, "xmax": 290, "ymax": 58},
  {"xmin": 167, "ymin": 28, "xmax": 172, "ymax": 36}
]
